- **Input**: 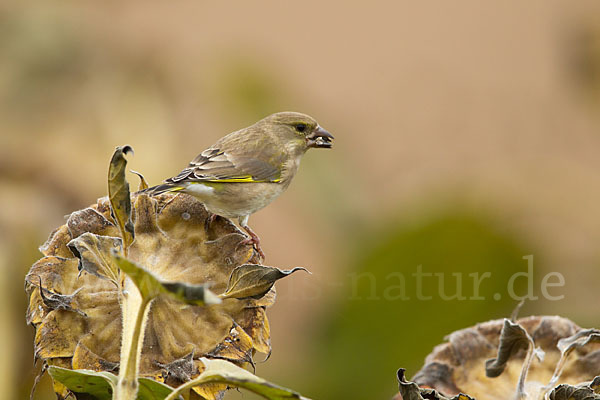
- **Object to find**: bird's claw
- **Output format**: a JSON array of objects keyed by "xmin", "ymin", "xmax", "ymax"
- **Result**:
[
  {"xmin": 237, "ymin": 226, "xmax": 266, "ymax": 261},
  {"xmin": 204, "ymin": 213, "xmax": 218, "ymax": 233}
]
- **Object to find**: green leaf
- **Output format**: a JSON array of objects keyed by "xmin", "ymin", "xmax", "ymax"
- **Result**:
[
  {"xmin": 165, "ymin": 358, "xmax": 310, "ymax": 400},
  {"xmin": 68, "ymin": 232, "xmax": 122, "ymax": 284},
  {"xmin": 161, "ymin": 281, "xmax": 222, "ymax": 306},
  {"xmin": 48, "ymin": 366, "xmax": 116, "ymax": 400},
  {"xmin": 48, "ymin": 366, "xmax": 181, "ymax": 400},
  {"xmin": 396, "ymin": 368, "xmax": 473, "ymax": 400},
  {"xmin": 108, "ymin": 145, "xmax": 135, "ymax": 250},
  {"xmin": 221, "ymin": 265, "xmax": 309, "ymax": 300},
  {"xmin": 138, "ymin": 378, "xmax": 182, "ymax": 400},
  {"xmin": 112, "ymin": 251, "xmax": 221, "ymax": 305}
]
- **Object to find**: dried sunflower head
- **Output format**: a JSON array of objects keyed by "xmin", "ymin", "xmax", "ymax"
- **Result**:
[
  {"xmin": 396, "ymin": 315, "xmax": 600, "ymax": 400},
  {"xmin": 24, "ymin": 147, "xmax": 303, "ymax": 399}
]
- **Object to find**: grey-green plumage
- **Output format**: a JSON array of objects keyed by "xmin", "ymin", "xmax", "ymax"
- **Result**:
[{"xmin": 145, "ymin": 112, "xmax": 334, "ymax": 259}]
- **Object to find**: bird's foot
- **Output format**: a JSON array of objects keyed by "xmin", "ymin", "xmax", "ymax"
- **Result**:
[
  {"xmin": 204, "ymin": 213, "xmax": 219, "ymax": 232},
  {"xmin": 237, "ymin": 225, "xmax": 266, "ymax": 261}
]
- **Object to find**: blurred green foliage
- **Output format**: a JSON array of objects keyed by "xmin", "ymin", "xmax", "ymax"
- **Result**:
[{"xmin": 306, "ymin": 209, "xmax": 532, "ymax": 400}]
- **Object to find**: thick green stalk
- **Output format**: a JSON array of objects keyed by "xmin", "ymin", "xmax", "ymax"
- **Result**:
[{"xmin": 115, "ymin": 278, "xmax": 152, "ymax": 400}]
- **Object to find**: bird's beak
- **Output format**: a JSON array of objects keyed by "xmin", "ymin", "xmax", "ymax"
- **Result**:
[{"xmin": 307, "ymin": 126, "xmax": 334, "ymax": 149}]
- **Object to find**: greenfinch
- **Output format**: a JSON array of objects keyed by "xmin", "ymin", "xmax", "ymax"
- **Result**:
[{"xmin": 146, "ymin": 112, "xmax": 334, "ymax": 259}]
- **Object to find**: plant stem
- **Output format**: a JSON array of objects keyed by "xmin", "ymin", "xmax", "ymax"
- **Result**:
[
  {"xmin": 515, "ymin": 343, "xmax": 540, "ymax": 400},
  {"xmin": 115, "ymin": 278, "xmax": 152, "ymax": 400}
]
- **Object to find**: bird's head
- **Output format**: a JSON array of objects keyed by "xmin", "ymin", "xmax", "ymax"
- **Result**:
[{"xmin": 261, "ymin": 112, "xmax": 334, "ymax": 154}]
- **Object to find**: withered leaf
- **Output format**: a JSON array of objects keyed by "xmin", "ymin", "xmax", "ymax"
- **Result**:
[
  {"xmin": 67, "ymin": 207, "xmax": 116, "ymax": 239},
  {"xmin": 165, "ymin": 358, "xmax": 310, "ymax": 400},
  {"xmin": 591, "ymin": 376, "xmax": 600, "ymax": 393},
  {"xmin": 112, "ymin": 251, "xmax": 221, "ymax": 305},
  {"xmin": 131, "ymin": 169, "xmax": 149, "ymax": 191},
  {"xmin": 485, "ymin": 319, "xmax": 544, "ymax": 400},
  {"xmin": 35, "ymin": 310, "xmax": 86, "ymax": 359},
  {"xmin": 222, "ymin": 265, "xmax": 309, "ymax": 300},
  {"xmin": 206, "ymin": 324, "xmax": 255, "ymax": 369},
  {"xmin": 510, "ymin": 300, "xmax": 525, "ymax": 322},
  {"xmin": 557, "ymin": 329, "xmax": 600, "ymax": 354},
  {"xmin": 397, "ymin": 369, "xmax": 474, "ymax": 400},
  {"xmin": 485, "ymin": 319, "xmax": 543, "ymax": 378},
  {"xmin": 27, "ymin": 275, "xmax": 86, "ymax": 317},
  {"xmin": 41, "ymin": 289, "xmax": 86, "ymax": 318},
  {"xmin": 67, "ymin": 232, "xmax": 122, "ymax": 284},
  {"xmin": 549, "ymin": 381, "xmax": 600, "ymax": 400},
  {"xmin": 155, "ymin": 352, "xmax": 196, "ymax": 383},
  {"xmin": 411, "ymin": 362, "xmax": 461, "ymax": 397},
  {"xmin": 72, "ymin": 338, "xmax": 119, "ymax": 372},
  {"xmin": 546, "ymin": 330, "xmax": 600, "ymax": 390},
  {"xmin": 108, "ymin": 145, "xmax": 135, "ymax": 250}
]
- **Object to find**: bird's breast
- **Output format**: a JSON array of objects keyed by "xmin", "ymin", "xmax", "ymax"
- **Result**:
[{"xmin": 186, "ymin": 182, "xmax": 286, "ymax": 219}]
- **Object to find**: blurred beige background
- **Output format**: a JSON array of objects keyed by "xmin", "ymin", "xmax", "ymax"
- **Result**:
[{"xmin": 2, "ymin": 1, "xmax": 600, "ymax": 399}]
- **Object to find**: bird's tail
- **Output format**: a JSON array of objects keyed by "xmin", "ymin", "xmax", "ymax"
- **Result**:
[{"xmin": 139, "ymin": 183, "xmax": 184, "ymax": 196}]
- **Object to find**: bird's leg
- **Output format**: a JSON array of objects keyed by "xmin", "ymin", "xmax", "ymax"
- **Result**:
[
  {"xmin": 204, "ymin": 213, "xmax": 219, "ymax": 232},
  {"xmin": 237, "ymin": 215, "xmax": 265, "ymax": 260},
  {"xmin": 239, "ymin": 225, "xmax": 265, "ymax": 260}
]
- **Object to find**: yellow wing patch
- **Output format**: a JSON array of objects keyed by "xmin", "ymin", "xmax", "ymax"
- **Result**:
[{"xmin": 205, "ymin": 176, "xmax": 281, "ymax": 183}]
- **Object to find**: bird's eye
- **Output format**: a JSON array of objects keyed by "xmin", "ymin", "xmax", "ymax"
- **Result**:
[{"xmin": 295, "ymin": 123, "xmax": 307, "ymax": 133}]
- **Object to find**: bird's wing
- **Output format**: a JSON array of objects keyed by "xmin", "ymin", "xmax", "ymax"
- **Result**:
[{"xmin": 167, "ymin": 145, "xmax": 284, "ymax": 184}]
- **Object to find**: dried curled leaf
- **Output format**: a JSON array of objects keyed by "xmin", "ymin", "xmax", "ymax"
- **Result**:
[
  {"xmin": 557, "ymin": 329, "xmax": 600, "ymax": 354},
  {"xmin": 486, "ymin": 319, "xmax": 545, "ymax": 399},
  {"xmin": 397, "ymin": 369, "xmax": 473, "ymax": 400},
  {"xmin": 131, "ymin": 169, "xmax": 149, "ymax": 191},
  {"xmin": 26, "ymin": 276, "xmax": 86, "ymax": 319},
  {"xmin": 68, "ymin": 232, "xmax": 121, "ymax": 283},
  {"xmin": 206, "ymin": 324, "xmax": 255, "ymax": 367},
  {"xmin": 592, "ymin": 376, "xmax": 600, "ymax": 393},
  {"xmin": 485, "ymin": 319, "xmax": 544, "ymax": 378},
  {"xmin": 222, "ymin": 265, "xmax": 309, "ymax": 300},
  {"xmin": 108, "ymin": 145, "xmax": 134, "ymax": 250},
  {"xmin": 156, "ymin": 352, "xmax": 196, "ymax": 384},
  {"xmin": 546, "ymin": 329, "xmax": 600, "ymax": 390},
  {"xmin": 549, "ymin": 379, "xmax": 600, "ymax": 400}
]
